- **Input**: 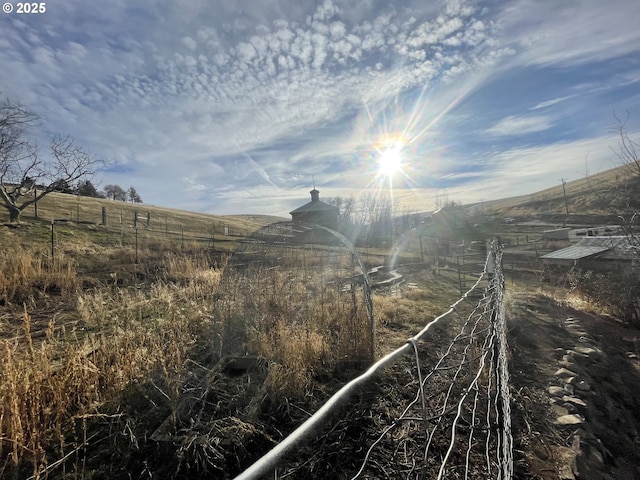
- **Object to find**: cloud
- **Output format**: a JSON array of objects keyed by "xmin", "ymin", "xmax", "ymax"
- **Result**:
[
  {"xmin": 498, "ymin": 0, "xmax": 640, "ymax": 67},
  {"xmin": 0, "ymin": 0, "xmax": 638, "ymax": 216},
  {"xmin": 530, "ymin": 95, "xmax": 577, "ymax": 110},
  {"xmin": 486, "ymin": 115, "xmax": 553, "ymax": 137}
]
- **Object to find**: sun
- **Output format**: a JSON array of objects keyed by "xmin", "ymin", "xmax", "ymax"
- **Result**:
[{"xmin": 377, "ymin": 140, "xmax": 404, "ymax": 177}]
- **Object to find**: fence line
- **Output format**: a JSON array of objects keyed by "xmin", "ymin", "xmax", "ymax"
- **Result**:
[{"xmin": 233, "ymin": 240, "xmax": 511, "ymax": 480}]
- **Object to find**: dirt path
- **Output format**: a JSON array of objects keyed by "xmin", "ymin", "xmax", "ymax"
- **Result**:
[{"xmin": 508, "ymin": 292, "xmax": 640, "ymax": 479}]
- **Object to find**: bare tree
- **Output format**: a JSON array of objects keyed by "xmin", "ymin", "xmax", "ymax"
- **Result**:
[
  {"xmin": 610, "ymin": 116, "xmax": 640, "ymax": 325},
  {"xmin": 327, "ymin": 195, "xmax": 355, "ymax": 230},
  {"xmin": 578, "ymin": 114, "xmax": 640, "ymax": 326},
  {"xmin": 607, "ymin": 114, "xmax": 640, "ymax": 242},
  {"xmin": 0, "ymin": 96, "xmax": 98, "ymax": 222},
  {"xmin": 612, "ymin": 112, "xmax": 640, "ymax": 177}
]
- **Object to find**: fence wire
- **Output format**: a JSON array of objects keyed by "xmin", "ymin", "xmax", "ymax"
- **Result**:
[{"xmin": 233, "ymin": 240, "xmax": 511, "ymax": 480}]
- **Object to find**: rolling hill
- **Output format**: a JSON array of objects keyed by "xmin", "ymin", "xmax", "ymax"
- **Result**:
[{"xmin": 479, "ymin": 164, "xmax": 640, "ymax": 220}]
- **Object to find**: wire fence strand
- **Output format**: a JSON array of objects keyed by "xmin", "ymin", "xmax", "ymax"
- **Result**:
[{"xmin": 233, "ymin": 239, "xmax": 511, "ymax": 480}]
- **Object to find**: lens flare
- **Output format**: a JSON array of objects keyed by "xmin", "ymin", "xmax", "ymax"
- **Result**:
[
  {"xmin": 375, "ymin": 134, "xmax": 407, "ymax": 178},
  {"xmin": 378, "ymin": 142, "xmax": 403, "ymax": 176}
]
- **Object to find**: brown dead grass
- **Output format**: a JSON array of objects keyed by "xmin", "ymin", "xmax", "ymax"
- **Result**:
[{"xmin": 0, "ymin": 242, "xmax": 224, "ymax": 478}]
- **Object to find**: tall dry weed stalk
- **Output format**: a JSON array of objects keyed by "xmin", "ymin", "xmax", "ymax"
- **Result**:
[
  {"xmin": 217, "ymin": 248, "xmax": 372, "ymax": 397},
  {"xmin": 0, "ymin": 250, "xmax": 223, "ymax": 477},
  {"xmin": 0, "ymin": 246, "xmax": 77, "ymax": 305}
]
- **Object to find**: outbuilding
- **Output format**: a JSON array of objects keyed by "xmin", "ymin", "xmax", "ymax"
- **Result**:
[
  {"xmin": 289, "ymin": 189, "xmax": 339, "ymax": 229},
  {"xmin": 540, "ymin": 236, "xmax": 638, "ymax": 267}
]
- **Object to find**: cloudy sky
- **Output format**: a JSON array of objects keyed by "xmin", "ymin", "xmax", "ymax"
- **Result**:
[{"xmin": 2, "ymin": 0, "xmax": 639, "ymax": 216}]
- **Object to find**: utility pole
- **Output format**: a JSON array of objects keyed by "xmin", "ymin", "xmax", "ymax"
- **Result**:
[{"xmin": 558, "ymin": 178, "xmax": 569, "ymax": 224}]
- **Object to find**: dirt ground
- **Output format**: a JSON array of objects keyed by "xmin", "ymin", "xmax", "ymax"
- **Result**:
[{"xmin": 507, "ymin": 292, "xmax": 640, "ymax": 479}]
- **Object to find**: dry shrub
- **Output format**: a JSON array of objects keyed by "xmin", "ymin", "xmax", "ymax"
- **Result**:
[
  {"xmin": 1, "ymin": 250, "xmax": 221, "ymax": 477},
  {"xmin": 564, "ymin": 265, "xmax": 640, "ymax": 326},
  {"xmin": 250, "ymin": 320, "xmax": 326, "ymax": 397},
  {"xmin": 217, "ymin": 259, "xmax": 372, "ymax": 392},
  {"xmin": 263, "ymin": 363, "xmax": 311, "ymax": 399},
  {"xmin": 373, "ymin": 294, "xmax": 422, "ymax": 328},
  {"xmin": 0, "ymin": 310, "xmax": 102, "ymax": 478},
  {"xmin": 0, "ymin": 246, "xmax": 77, "ymax": 305}
]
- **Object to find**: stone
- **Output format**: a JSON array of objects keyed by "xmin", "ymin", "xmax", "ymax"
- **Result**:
[
  {"xmin": 574, "ymin": 346, "xmax": 601, "ymax": 357},
  {"xmin": 577, "ymin": 335, "xmax": 597, "ymax": 344},
  {"xmin": 553, "ymin": 404, "xmax": 570, "ymax": 417},
  {"xmin": 564, "ymin": 376, "xmax": 576, "ymax": 385},
  {"xmin": 575, "ymin": 380, "xmax": 591, "ymax": 392},
  {"xmin": 566, "ymin": 350, "xmax": 590, "ymax": 364},
  {"xmin": 556, "ymin": 414, "xmax": 583, "ymax": 425},
  {"xmin": 562, "ymin": 396, "xmax": 587, "ymax": 407},
  {"xmin": 549, "ymin": 386, "xmax": 565, "ymax": 396},
  {"xmin": 555, "ymin": 367, "xmax": 579, "ymax": 378},
  {"xmin": 563, "ymin": 402, "xmax": 577, "ymax": 413}
]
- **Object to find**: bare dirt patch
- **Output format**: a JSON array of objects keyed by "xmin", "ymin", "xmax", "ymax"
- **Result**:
[{"xmin": 508, "ymin": 292, "xmax": 640, "ymax": 479}]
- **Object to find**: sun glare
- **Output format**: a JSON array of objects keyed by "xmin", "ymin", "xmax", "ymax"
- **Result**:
[{"xmin": 377, "ymin": 140, "xmax": 404, "ymax": 177}]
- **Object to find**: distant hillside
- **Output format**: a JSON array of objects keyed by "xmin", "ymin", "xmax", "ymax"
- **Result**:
[
  {"xmin": 479, "ymin": 164, "xmax": 640, "ymax": 222},
  {"xmin": 0, "ymin": 190, "xmax": 285, "ymax": 252}
]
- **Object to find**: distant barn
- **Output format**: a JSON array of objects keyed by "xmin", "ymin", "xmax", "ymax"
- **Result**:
[{"xmin": 289, "ymin": 189, "xmax": 339, "ymax": 229}]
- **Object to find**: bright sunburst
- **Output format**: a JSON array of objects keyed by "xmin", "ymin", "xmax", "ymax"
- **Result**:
[
  {"xmin": 375, "ymin": 135, "xmax": 406, "ymax": 178},
  {"xmin": 378, "ymin": 141, "xmax": 403, "ymax": 176}
]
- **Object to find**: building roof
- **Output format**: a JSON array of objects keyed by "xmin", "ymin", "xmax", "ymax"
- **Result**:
[
  {"xmin": 541, "ymin": 236, "xmax": 638, "ymax": 261},
  {"xmin": 289, "ymin": 189, "xmax": 339, "ymax": 215},
  {"xmin": 540, "ymin": 245, "xmax": 609, "ymax": 261},
  {"xmin": 290, "ymin": 201, "xmax": 338, "ymax": 214}
]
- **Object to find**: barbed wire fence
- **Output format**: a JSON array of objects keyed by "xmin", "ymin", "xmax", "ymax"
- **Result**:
[{"xmin": 234, "ymin": 239, "xmax": 511, "ymax": 480}]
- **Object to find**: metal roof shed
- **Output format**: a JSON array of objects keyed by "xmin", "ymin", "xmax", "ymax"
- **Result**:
[
  {"xmin": 541, "ymin": 236, "xmax": 638, "ymax": 265},
  {"xmin": 540, "ymin": 245, "xmax": 610, "ymax": 264}
]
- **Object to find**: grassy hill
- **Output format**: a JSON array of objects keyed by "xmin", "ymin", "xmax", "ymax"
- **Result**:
[
  {"xmin": 0, "ymin": 191, "xmax": 285, "ymax": 253},
  {"xmin": 480, "ymin": 164, "xmax": 640, "ymax": 221}
]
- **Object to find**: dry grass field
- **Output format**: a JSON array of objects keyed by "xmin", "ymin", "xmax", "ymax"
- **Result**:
[
  {"xmin": 0, "ymin": 186, "xmax": 482, "ymax": 478},
  {"xmin": 0, "ymin": 167, "xmax": 638, "ymax": 479},
  {"xmin": 0, "ymin": 194, "xmax": 285, "ymax": 478},
  {"xmin": 482, "ymin": 163, "xmax": 639, "ymax": 219}
]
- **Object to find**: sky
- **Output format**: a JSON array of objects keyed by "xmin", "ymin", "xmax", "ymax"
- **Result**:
[{"xmin": 1, "ymin": 0, "xmax": 640, "ymax": 217}]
